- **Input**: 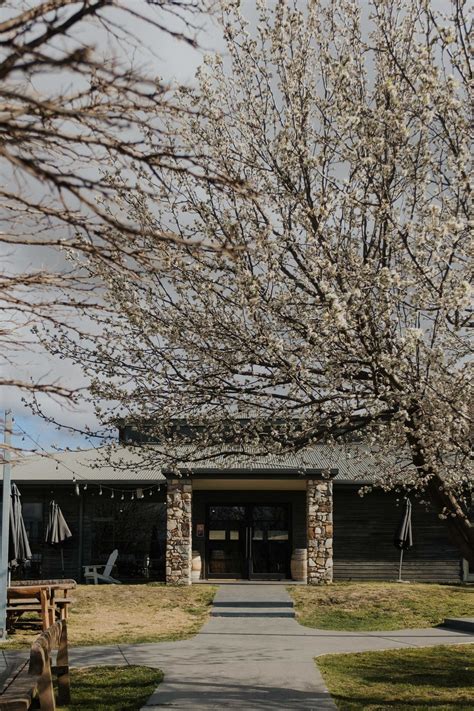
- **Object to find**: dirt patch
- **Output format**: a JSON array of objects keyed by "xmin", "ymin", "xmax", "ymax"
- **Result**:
[{"xmin": 1, "ymin": 584, "xmax": 217, "ymax": 649}]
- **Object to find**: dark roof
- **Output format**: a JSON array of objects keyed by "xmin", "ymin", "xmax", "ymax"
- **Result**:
[{"xmin": 5, "ymin": 444, "xmax": 379, "ymax": 483}]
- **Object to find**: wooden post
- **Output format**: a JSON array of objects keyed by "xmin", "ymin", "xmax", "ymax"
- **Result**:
[
  {"xmin": 34, "ymin": 647, "xmax": 56, "ymax": 711},
  {"xmin": 40, "ymin": 588, "xmax": 49, "ymax": 632},
  {"xmin": 56, "ymin": 622, "xmax": 70, "ymax": 704},
  {"xmin": 25, "ymin": 621, "xmax": 70, "ymax": 711}
]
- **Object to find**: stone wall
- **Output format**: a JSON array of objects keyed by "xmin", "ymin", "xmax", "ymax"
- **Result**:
[
  {"xmin": 307, "ymin": 479, "xmax": 333, "ymax": 584},
  {"xmin": 166, "ymin": 478, "xmax": 192, "ymax": 585}
]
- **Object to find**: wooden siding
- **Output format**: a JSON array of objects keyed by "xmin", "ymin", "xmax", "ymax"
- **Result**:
[
  {"xmin": 2, "ymin": 482, "xmax": 463, "ymax": 583},
  {"xmin": 333, "ymin": 487, "xmax": 462, "ymax": 582},
  {"xmin": 193, "ymin": 486, "xmax": 462, "ymax": 582}
]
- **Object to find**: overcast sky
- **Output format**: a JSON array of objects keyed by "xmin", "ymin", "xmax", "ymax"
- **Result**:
[{"xmin": 3, "ymin": 1, "xmax": 234, "ymax": 454}]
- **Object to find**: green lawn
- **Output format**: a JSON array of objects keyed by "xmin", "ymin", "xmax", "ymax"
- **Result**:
[
  {"xmin": 317, "ymin": 644, "xmax": 474, "ymax": 711},
  {"xmin": 289, "ymin": 582, "xmax": 474, "ymax": 631},
  {"xmin": 62, "ymin": 666, "xmax": 163, "ymax": 711}
]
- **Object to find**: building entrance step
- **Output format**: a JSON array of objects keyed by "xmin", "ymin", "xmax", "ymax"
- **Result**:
[
  {"xmin": 211, "ymin": 607, "xmax": 295, "ymax": 618},
  {"xmin": 210, "ymin": 594, "xmax": 295, "ymax": 618},
  {"xmin": 212, "ymin": 600, "xmax": 293, "ymax": 608},
  {"xmin": 193, "ymin": 579, "xmax": 307, "ymax": 584}
]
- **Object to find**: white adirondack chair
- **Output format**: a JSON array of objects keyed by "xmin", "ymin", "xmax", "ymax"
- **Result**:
[{"xmin": 83, "ymin": 549, "xmax": 121, "ymax": 584}]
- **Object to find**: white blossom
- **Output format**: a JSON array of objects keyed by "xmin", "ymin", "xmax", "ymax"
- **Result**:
[{"xmin": 51, "ymin": 0, "xmax": 473, "ymax": 563}]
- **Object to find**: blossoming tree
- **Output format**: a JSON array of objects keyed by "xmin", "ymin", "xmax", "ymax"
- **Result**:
[
  {"xmin": 61, "ymin": 1, "xmax": 473, "ymax": 562},
  {"xmin": 1, "ymin": 0, "xmax": 226, "ymax": 401}
]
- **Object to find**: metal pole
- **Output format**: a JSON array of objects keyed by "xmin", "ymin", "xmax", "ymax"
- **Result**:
[
  {"xmin": 397, "ymin": 548, "xmax": 404, "ymax": 583},
  {"xmin": 0, "ymin": 410, "xmax": 12, "ymax": 639},
  {"xmin": 77, "ymin": 493, "xmax": 84, "ymax": 581}
]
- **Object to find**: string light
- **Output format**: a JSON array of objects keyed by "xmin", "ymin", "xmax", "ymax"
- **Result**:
[{"xmin": 70, "ymin": 479, "xmax": 163, "ymax": 500}]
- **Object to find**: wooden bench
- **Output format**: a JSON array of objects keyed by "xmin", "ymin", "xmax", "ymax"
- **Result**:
[
  {"xmin": 7, "ymin": 588, "xmax": 52, "ymax": 633},
  {"xmin": 7, "ymin": 583, "xmax": 76, "ymax": 632},
  {"xmin": 8, "ymin": 581, "xmax": 76, "ymax": 588},
  {"xmin": 0, "ymin": 621, "xmax": 70, "ymax": 711}
]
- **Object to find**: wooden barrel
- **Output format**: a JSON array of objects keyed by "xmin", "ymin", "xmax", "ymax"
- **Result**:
[
  {"xmin": 210, "ymin": 549, "xmax": 226, "ymax": 575},
  {"xmin": 291, "ymin": 548, "xmax": 307, "ymax": 582},
  {"xmin": 191, "ymin": 551, "xmax": 202, "ymax": 581}
]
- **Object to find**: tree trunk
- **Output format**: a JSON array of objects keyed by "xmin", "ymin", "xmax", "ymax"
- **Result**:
[
  {"xmin": 406, "ymin": 427, "xmax": 474, "ymax": 568},
  {"xmin": 425, "ymin": 474, "xmax": 474, "ymax": 568}
]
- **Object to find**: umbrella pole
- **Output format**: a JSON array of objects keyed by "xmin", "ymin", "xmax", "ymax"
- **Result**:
[
  {"xmin": 397, "ymin": 549, "xmax": 404, "ymax": 582},
  {"xmin": 0, "ymin": 410, "xmax": 12, "ymax": 640}
]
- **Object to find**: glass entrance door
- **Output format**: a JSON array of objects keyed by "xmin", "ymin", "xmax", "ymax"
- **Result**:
[
  {"xmin": 249, "ymin": 505, "xmax": 290, "ymax": 579},
  {"xmin": 207, "ymin": 505, "xmax": 246, "ymax": 578},
  {"xmin": 206, "ymin": 504, "xmax": 290, "ymax": 579}
]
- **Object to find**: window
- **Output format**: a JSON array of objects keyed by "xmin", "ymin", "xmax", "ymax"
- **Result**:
[
  {"xmin": 268, "ymin": 530, "xmax": 289, "ymax": 541},
  {"xmin": 209, "ymin": 530, "xmax": 226, "ymax": 540},
  {"xmin": 209, "ymin": 506, "xmax": 245, "ymax": 522},
  {"xmin": 88, "ymin": 498, "xmax": 166, "ymax": 580},
  {"xmin": 22, "ymin": 503, "xmax": 44, "ymax": 546}
]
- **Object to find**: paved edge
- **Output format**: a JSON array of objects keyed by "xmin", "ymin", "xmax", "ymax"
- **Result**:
[{"xmin": 442, "ymin": 618, "xmax": 474, "ymax": 634}]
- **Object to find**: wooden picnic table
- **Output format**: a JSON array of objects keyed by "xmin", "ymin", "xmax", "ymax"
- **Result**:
[{"xmin": 7, "ymin": 580, "xmax": 76, "ymax": 633}]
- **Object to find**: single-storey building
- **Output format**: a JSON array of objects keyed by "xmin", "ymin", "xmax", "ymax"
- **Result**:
[{"xmin": 2, "ymin": 436, "xmax": 471, "ymax": 585}]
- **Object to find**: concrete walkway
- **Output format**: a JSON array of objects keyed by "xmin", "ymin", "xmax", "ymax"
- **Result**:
[{"xmin": 1, "ymin": 584, "xmax": 473, "ymax": 710}]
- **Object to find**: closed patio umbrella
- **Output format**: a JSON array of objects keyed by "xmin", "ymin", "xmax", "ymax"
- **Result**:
[
  {"xmin": 9, "ymin": 484, "xmax": 32, "ymax": 569},
  {"xmin": 394, "ymin": 497, "xmax": 413, "ymax": 582},
  {"xmin": 45, "ymin": 501, "xmax": 72, "ymax": 574}
]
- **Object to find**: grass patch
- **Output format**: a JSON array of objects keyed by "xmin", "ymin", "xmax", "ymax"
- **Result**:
[
  {"xmin": 61, "ymin": 665, "xmax": 162, "ymax": 711},
  {"xmin": 1, "ymin": 583, "xmax": 217, "ymax": 649},
  {"xmin": 317, "ymin": 644, "xmax": 474, "ymax": 710},
  {"xmin": 289, "ymin": 582, "xmax": 474, "ymax": 631}
]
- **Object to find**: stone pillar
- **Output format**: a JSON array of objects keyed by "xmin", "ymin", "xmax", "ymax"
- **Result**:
[
  {"xmin": 166, "ymin": 478, "xmax": 192, "ymax": 585},
  {"xmin": 306, "ymin": 479, "xmax": 333, "ymax": 584}
]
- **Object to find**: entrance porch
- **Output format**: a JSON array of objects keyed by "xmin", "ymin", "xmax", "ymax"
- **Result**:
[{"xmin": 165, "ymin": 477, "xmax": 333, "ymax": 585}]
